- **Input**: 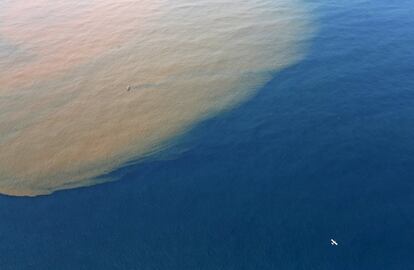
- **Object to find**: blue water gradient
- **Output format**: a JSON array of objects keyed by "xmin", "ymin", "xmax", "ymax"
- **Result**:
[{"xmin": 1, "ymin": 0, "xmax": 414, "ymax": 269}]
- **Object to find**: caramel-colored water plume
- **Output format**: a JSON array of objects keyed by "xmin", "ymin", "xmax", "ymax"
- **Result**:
[{"xmin": 0, "ymin": 0, "xmax": 313, "ymax": 196}]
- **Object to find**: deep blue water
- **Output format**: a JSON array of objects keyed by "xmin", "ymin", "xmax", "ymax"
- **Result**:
[{"xmin": 1, "ymin": 0, "xmax": 414, "ymax": 269}]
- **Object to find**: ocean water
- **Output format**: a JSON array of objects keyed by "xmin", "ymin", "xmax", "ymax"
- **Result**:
[
  {"xmin": 0, "ymin": 0, "xmax": 312, "ymax": 196},
  {"xmin": 1, "ymin": 0, "xmax": 414, "ymax": 269}
]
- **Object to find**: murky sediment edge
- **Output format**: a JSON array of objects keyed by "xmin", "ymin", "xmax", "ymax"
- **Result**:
[{"xmin": 0, "ymin": 0, "xmax": 316, "ymax": 196}]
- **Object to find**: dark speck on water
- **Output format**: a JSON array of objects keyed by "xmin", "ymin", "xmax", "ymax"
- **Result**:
[{"xmin": 126, "ymin": 83, "xmax": 161, "ymax": 92}]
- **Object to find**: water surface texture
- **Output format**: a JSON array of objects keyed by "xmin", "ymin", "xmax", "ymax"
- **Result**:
[
  {"xmin": 0, "ymin": 0, "xmax": 310, "ymax": 195},
  {"xmin": 2, "ymin": 0, "xmax": 414, "ymax": 269},
  {"xmin": 0, "ymin": 0, "xmax": 312, "ymax": 196}
]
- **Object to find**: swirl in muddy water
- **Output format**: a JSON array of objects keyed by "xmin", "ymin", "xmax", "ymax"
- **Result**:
[{"xmin": 0, "ymin": 0, "xmax": 313, "ymax": 196}]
